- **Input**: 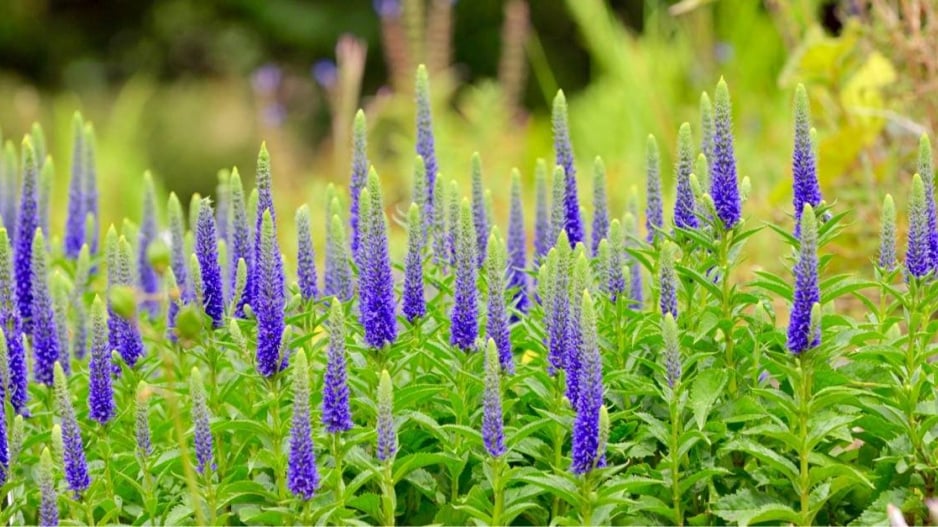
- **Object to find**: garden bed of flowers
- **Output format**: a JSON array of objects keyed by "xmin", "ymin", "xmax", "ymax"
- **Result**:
[{"xmin": 0, "ymin": 65, "xmax": 935, "ymax": 526}]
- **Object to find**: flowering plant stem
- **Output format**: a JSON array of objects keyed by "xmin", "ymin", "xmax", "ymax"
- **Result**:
[
  {"xmin": 99, "ymin": 426, "xmax": 118, "ymax": 517},
  {"xmin": 380, "ymin": 460, "xmax": 395, "ymax": 526},
  {"xmin": 331, "ymin": 433, "xmax": 345, "ymax": 506},
  {"xmin": 203, "ymin": 469, "xmax": 218, "ymax": 524},
  {"xmin": 139, "ymin": 446, "xmax": 158, "ymax": 522},
  {"xmin": 795, "ymin": 355, "xmax": 813, "ymax": 527},
  {"xmin": 551, "ymin": 373, "xmax": 566, "ymax": 520},
  {"xmin": 161, "ymin": 348, "xmax": 207, "ymax": 525},
  {"xmin": 268, "ymin": 375, "xmax": 286, "ymax": 501},
  {"xmin": 717, "ymin": 230, "xmax": 738, "ymax": 397},
  {"xmin": 903, "ymin": 279, "xmax": 935, "ymax": 496},
  {"xmin": 668, "ymin": 390, "xmax": 683, "ymax": 527},
  {"xmin": 578, "ymin": 470, "xmax": 594, "ymax": 525},
  {"xmin": 489, "ymin": 455, "xmax": 506, "ymax": 526}
]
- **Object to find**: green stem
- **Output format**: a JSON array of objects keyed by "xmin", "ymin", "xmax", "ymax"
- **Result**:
[
  {"xmin": 161, "ymin": 349, "xmax": 206, "ymax": 526},
  {"xmin": 83, "ymin": 496, "xmax": 95, "ymax": 526},
  {"xmin": 139, "ymin": 450, "xmax": 158, "ymax": 523},
  {"xmin": 204, "ymin": 470, "xmax": 218, "ymax": 525},
  {"xmin": 269, "ymin": 375, "xmax": 285, "ymax": 502},
  {"xmin": 99, "ymin": 428, "xmax": 117, "ymax": 517},
  {"xmin": 719, "ymin": 231, "xmax": 737, "ymax": 397},
  {"xmin": 797, "ymin": 356, "xmax": 813, "ymax": 527},
  {"xmin": 551, "ymin": 373, "xmax": 565, "ymax": 520},
  {"xmin": 491, "ymin": 456, "xmax": 505, "ymax": 526},
  {"xmin": 903, "ymin": 281, "xmax": 934, "ymax": 497},
  {"xmin": 579, "ymin": 471, "xmax": 594, "ymax": 526},
  {"xmin": 381, "ymin": 461, "xmax": 396, "ymax": 526},
  {"xmin": 332, "ymin": 433, "xmax": 345, "ymax": 505},
  {"xmin": 669, "ymin": 392, "xmax": 683, "ymax": 526}
]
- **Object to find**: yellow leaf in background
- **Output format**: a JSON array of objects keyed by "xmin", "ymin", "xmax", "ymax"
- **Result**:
[
  {"xmin": 778, "ymin": 25, "xmax": 859, "ymax": 87},
  {"xmin": 840, "ymin": 51, "xmax": 896, "ymax": 121},
  {"xmin": 521, "ymin": 348, "xmax": 539, "ymax": 365}
]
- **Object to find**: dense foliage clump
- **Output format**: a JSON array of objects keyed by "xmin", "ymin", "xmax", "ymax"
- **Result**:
[{"xmin": 0, "ymin": 67, "xmax": 936, "ymax": 527}]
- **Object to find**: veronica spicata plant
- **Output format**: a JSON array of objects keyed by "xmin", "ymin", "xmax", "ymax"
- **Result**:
[{"xmin": 0, "ymin": 65, "xmax": 930, "ymax": 527}]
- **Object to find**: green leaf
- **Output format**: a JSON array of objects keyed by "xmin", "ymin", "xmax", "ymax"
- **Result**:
[
  {"xmin": 517, "ymin": 473, "xmax": 581, "ymax": 508},
  {"xmin": 690, "ymin": 369, "xmax": 728, "ymax": 430},
  {"xmin": 713, "ymin": 489, "xmax": 801, "ymax": 527},
  {"xmin": 720, "ymin": 438, "xmax": 799, "ymax": 483},
  {"xmin": 848, "ymin": 489, "xmax": 907, "ymax": 526}
]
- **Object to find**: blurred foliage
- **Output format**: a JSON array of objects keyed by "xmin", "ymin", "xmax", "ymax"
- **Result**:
[{"xmin": 0, "ymin": 0, "xmax": 934, "ymax": 282}]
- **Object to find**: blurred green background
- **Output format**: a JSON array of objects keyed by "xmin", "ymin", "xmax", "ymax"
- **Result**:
[{"xmin": 0, "ymin": 0, "xmax": 934, "ymax": 277}]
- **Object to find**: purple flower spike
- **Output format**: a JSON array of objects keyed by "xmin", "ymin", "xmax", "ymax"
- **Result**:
[
  {"xmin": 662, "ymin": 313, "xmax": 681, "ymax": 388},
  {"xmin": 87, "ymin": 297, "xmax": 114, "ymax": 424},
  {"xmin": 918, "ymin": 135, "xmax": 936, "ymax": 270},
  {"xmin": 402, "ymin": 203, "xmax": 426, "ymax": 322},
  {"xmin": 533, "ymin": 160, "xmax": 551, "ymax": 265},
  {"xmin": 358, "ymin": 169, "xmax": 398, "ymax": 349},
  {"xmin": 710, "ymin": 79, "xmax": 742, "ymax": 229},
  {"xmin": 323, "ymin": 300, "xmax": 353, "ymax": 433},
  {"xmin": 14, "ymin": 138, "xmax": 39, "ymax": 334},
  {"xmin": 82, "ymin": 125, "xmax": 100, "ymax": 256},
  {"xmin": 416, "ymin": 66, "xmax": 439, "ymax": 236},
  {"xmin": 591, "ymin": 157, "xmax": 610, "ymax": 255},
  {"xmin": 546, "ymin": 232, "xmax": 572, "ymax": 374},
  {"xmin": 38, "ymin": 448, "xmax": 57, "ymax": 526},
  {"xmin": 0, "ymin": 342, "xmax": 6, "ymax": 480},
  {"xmin": 787, "ymin": 204, "xmax": 821, "ymax": 354},
  {"xmin": 376, "ymin": 369, "xmax": 396, "ymax": 462},
  {"xmin": 0, "ymin": 144, "xmax": 17, "ymax": 236},
  {"xmin": 699, "ymin": 92, "xmax": 714, "ymax": 191},
  {"xmin": 507, "ymin": 171, "xmax": 528, "ymax": 314},
  {"xmin": 195, "ymin": 199, "xmax": 225, "ymax": 328},
  {"xmin": 0, "ymin": 228, "xmax": 28, "ymax": 415},
  {"xmin": 549, "ymin": 166, "xmax": 567, "ymax": 246},
  {"xmin": 105, "ymin": 229, "xmax": 144, "ymax": 368},
  {"xmin": 167, "ymin": 193, "xmax": 191, "ymax": 303},
  {"xmin": 64, "ymin": 113, "xmax": 86, "ymax": 259},
  {"xmin": 255, "ymin": 210, "xmax": 285, "ymax": 377},
  {"xmin": 471, "ymin": 154, "xmax": 488, "ymax": 267},
  {"xmin": 53, "ymin": 363, "xmax": 91, "ymax": 494},
  {"xmin": 138, "ymin": 173, "xmax": 160, "ymax": 317},
  {"xmin": 228, "ymin": 169, "xmax": 252, "ymax": 316},
  {"xmin": 646, "ymin": 135, "xmax": 664, "ymax": 242},
  {"xmin": 552, "ymin": 91, "xmax": 584, "ymax": 246},
  {"xmin": 485, "ymin": 229, "xmax": 513, "ymax": 373},
  {"xmin": 482, "ymin": 339, "xmax": 506, "ymax": 457},
  {"xmin": 564, "ymin": 250, "xmax": 590, "ymax": 407},
  {"xmin": 295, "ymin": 205, "xmax": 319, "ymax": 302},
  {"xmin": 878, "ymin": 194, "xmax": 897, "ymax": 271},
  {"xmin": 249, "ymin": 143, "xmax": 276, "ymax": 312},
  {"xmin": 324, "ymin": 210, "xmax": 354, "ymax": 302},
  {"xmin": 658, "ymin": 241, "xmax": 678, "ymax": 318},
  {"xmin": 571, "ymin": 290, "xmax": 604, "ymax": 475},
  {"xmin": 623, "ymin": 211, "xmax": 644, "ymax": 310},
  {"xmin": 350, "ymin": 110, "xmax": 368, "ymax": 259},
  {"xmin": 907, "ymin": 175, "xmax": 931, "ymax": 279},
  {"xmin": 190, "ymin": 367, "xmax": 215, "ymax": 474},
  {"xmin": 450, "ymin": 199, "xmax": 479, "ymax": 351},
  {"xmin": 792, "ymin": 85, "xmax": 823, "ymax": 237},
  {"xmin": 674, "ymin": 123, "xmax": 699, "ymax": 230},
  {"xmin": 30, "ymin": 230, "xmax": 59, "ymax": 386},
  {"xmin": 288, "ymin": 349, "xmax": 319, "ymax": 499},
  {"xmin": 216, "ymin": 170, "xmax": 231, "ymax": 246}
]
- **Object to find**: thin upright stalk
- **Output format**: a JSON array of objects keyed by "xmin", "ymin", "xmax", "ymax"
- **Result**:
[
  {"xmin": 490, "ymin": 456, "xmax": 506, "ymax": 526},
  {"xmin": 381, "ymin": 461, "xmax": 396, "ymax": 526},
  {"xmin": 332, "ymin": 433, "xmax": 345, "ymax": 505},
  {"xmin": 796, "ymin": 356, "xmax": 813, "ymax": 527},
  {"xmin": 668, "ymin": 391, "xmax": 683, "ymax": 526}
]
